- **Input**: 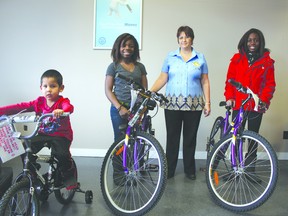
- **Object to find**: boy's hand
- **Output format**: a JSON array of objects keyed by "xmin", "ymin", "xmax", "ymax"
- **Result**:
[{"xmin": 53, "ymin": 109, "xmax": 64, "ymax": 118}]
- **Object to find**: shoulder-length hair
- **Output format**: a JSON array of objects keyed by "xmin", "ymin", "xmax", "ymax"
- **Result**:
[
  {"xmin": 111, "ymin": 33, "xmax": 140, "ymax": 63},
  {"xmin": 176, "ymin": 26, "xmax": 194, "ymax": 40},
  {"xmin": 238, "ymin": 28, "xmax": 269, "ymax": 56}
]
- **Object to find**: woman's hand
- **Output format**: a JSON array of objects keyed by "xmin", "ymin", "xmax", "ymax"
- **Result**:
[{"xmin": 204, "ymin": 103, "xmax": 211, "ymax": 117}]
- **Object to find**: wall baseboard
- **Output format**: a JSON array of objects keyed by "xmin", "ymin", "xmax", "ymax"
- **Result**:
[{"xmin": 38, "ymin": 148, "xmax": 288, "ymax": 160}]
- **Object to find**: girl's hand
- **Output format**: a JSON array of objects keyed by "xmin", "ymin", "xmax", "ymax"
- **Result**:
[
  {"xmin": 119, "ymin": 106, "xmax": 130, "ymax": 119},
  {"xmin": 226, "ymin": 99, "xmax": 235, "ymax": 107}
]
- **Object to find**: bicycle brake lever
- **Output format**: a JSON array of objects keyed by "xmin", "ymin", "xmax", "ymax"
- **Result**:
[{"xmin": 247, "ymin": 87, "xmax": 259, "ymax": 111}]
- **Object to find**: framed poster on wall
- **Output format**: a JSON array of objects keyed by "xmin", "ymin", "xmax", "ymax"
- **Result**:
[{"xmin": 93, "ymin": 0, "xmax": 143, "ymax": 49}]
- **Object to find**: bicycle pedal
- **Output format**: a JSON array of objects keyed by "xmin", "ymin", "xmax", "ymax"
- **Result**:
[{"xmin": 145, "ymin": 164, "xmax": 159, "ymax": 172}]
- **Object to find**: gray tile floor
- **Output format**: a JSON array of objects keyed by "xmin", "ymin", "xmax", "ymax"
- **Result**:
[{"xmin": 1, "ymin": 156, "xmax": 287, "ymax": 216}]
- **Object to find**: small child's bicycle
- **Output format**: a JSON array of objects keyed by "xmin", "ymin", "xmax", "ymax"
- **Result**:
[
  {"xmin": 100, "ymin": 73, "xmax": 168, "ymax": 216},
  {"xmin": 0, "ymin": 113, "xmax": 93, "ymax": 216},
  {"xmin": 205, "ymin": 79, "xmax": 278, "ymax": 212}
]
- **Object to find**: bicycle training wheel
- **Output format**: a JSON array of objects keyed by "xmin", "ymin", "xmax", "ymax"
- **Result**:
[
  {"xmin": 0, "ymin": 178, "xmax": 40, "ymax": 216},
  {"xmin": 206, "ymin": 130, "xmax": 278, "ymax": 212},
  {"xmin": 207, "ymin": 116, "xmax": 224, "ymax": 157},
  {"xmin": 100, "ymin": 131, "xmax": 167, "ymax": 216},
  {"xmin": 54, "ymin": 158, "xmax": 77, "ymax": 205}
]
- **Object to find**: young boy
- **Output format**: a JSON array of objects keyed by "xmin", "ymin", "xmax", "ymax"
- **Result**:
[{"xmin": 0, "ymin": 69, "xmax": 75, "ymax": 186}]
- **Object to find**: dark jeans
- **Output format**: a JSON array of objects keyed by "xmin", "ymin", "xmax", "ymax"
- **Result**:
[
  {"xmin": 164, "ymin": 109, "xmax": 202, "ymax": 176},
  {"xmin": 110, "ymin": 105, "xmax": 128, "ymax": 141},
  {"xmin": 232, "ymin": 110, "xmax": 263, "ymax": 158},
  {"xmin": 29, "ymin": 134, "xmax": 73, "ymax": 172}
]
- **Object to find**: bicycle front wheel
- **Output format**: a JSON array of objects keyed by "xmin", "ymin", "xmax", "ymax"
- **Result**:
[
  {"xmin": 206, "ymin": 130, "xmax": 278, "ymax": 212},
  {"xmin": 207, "ymin": 116, "xmax": 224, "ymax": 157},
  {"xmin": 0, "ymin": 178, "xmax": 40, "ymax": 216},
  {"xmin": 100, "ymin": 131, "xmax": 167, "ymax": 216}
]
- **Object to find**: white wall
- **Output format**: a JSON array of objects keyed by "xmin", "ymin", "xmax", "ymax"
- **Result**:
[{"xmin": 0, "ymin": 0, "xmax": 287, "ymax": 159}]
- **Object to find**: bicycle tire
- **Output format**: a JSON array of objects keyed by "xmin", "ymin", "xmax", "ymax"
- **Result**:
[
  {"xmin": 207, "ymin": 116, "xmax": 224, "ymax": 157},
  {"xmin": 100, "ymin": 131, "xmax": 167, "ymax": 216},
  {"xmin": 54, "ymin": 158, "xmax": 77, "ymax": 205},
  {"xmin": 206, "ymin": 130, "xmax": 278, "ymax": 212},
  {"xmin": 0, "ymin": 178, "xmax": 40, "ymax": 216}
]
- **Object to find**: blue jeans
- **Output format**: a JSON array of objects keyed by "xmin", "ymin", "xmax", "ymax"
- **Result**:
[{"xmin": 110, "ymin": 105, "xmax": 128, "ymax": 141}]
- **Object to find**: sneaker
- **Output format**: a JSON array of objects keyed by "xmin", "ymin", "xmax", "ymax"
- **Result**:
[
  {"xmin": 62, "ymin": 167, "xmax": 77, "ymax": 187},
  {"xmin": 66, "ymin": 183, "xmax": 78, "ymax": 190},
  {"xmin": 142, "ymin": 164, "xmax": 159, "ymax": 172}
]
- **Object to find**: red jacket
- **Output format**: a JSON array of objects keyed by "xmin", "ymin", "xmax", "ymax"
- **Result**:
[
  {"xmin": 0, "ymin": 96, "xmax": 74, "ymax": 141},
  {"xmin": 224, "ymin": 51, "xmax": 276, "ymax": 112}
]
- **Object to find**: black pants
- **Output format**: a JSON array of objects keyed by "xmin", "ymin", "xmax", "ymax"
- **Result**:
[
  {"xmin": 164, "ymin": 109, "xmax": 202, "ymax": 177},
  {"xmin": 29, "ymin": 134, "xmax": 73, "ymax": 172},
  {"xmin": 232, "ymin": 110, "xmax": 263, "ymax": 157}
]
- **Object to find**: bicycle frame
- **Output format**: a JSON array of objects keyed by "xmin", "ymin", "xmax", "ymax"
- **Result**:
[
  {"xmin": 115, "ymin": 73, "xmax": 167, "ymax": 173},
  {"xmin": 123, "ymin": 96, "xmax": 154, "ymax": 173},
  {"xmin": 215, "ymin": 80, "xmax": 257, "ymax": 170}
]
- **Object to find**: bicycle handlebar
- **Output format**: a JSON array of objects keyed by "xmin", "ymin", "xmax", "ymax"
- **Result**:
[
  {"xmin": 228, "ymin": 79, "xmax": 260, "ymax": 111},
  {"xmin": 1, "ymin": 112, "xmax": 70, "ymax": 139},
  {"xmin": 116, "ymin": 73, "xmax": 168, "ymax": 103},
  {"xmin": 228, "ymin": 79, "xmax": 248, "ymax": 94},
  {"xmin": 150, "ymin": 91, "xmax": 169, "ymax": 103}
]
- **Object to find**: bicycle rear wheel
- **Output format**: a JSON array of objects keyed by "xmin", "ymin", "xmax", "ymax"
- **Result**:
[
  {"xmin": 206, "ymin": 130, "xmax": 278, "ymax": 212},
  {"xmin": 0, "ymin": 178, "xmax": 40, "ymax": 216},
  {"xmin": 101, "ymin": 131, "xmax": 167, "ymax": 216},
  {"xmin": 207, "ymin": 116, "xmax": 224, "ymax": 157}
]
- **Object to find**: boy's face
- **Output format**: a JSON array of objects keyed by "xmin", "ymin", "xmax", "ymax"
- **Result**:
[{"xmin": 40, "ymin": 77, "xmax": 64, "ymax": 103}]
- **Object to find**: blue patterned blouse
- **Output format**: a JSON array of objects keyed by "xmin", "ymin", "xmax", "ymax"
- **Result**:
[{"xmin": 161, "ymin": 48, "xmax": 208, "ymax": 111}]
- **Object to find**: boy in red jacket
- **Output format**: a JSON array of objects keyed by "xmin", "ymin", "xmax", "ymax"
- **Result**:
[{"xmin": 0, "ymin": 69, "xmax": 76, "ymax": 186}]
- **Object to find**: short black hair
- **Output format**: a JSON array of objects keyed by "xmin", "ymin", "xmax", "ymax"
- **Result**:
[
  {"xmin": 41, "ymin": 69, "xmax": 63, "ymax": 86},
  {"xmin": 111, "ymin": 33, "xmax": 140, "ymax": 63},
  {"xmin": 176, "ymin": 26, "xmax": 194, "ymax": 40},
  {"xmin": 238, "ymin": 28, "xmax": 269, "ymax": 56}
]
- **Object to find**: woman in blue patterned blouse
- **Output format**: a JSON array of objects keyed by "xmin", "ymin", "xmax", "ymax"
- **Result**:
[{"xmin": 150, "ymin": 26, "xmax": 211, "ymax": 180}]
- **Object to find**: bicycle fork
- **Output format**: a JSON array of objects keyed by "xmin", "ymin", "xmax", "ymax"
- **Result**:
[{"xmin": 122, "ymin": 126, "xmax": 142, "ymax": 173}]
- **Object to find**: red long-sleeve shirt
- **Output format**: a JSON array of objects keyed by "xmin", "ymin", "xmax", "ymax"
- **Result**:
[
  {"xmin": 0, "ymin": 96, "xmax": 74, "ymax": 141},
  {"xmin": 224, "ymin": 51, "xmax": 276, "ymax": 112}
]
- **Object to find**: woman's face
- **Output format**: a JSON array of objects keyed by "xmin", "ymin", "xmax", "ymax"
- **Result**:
[
  {"xmin": 247, "ymin": 33, "xmax": 260, "ymax": 52},
  {"xmin": 178, "ymin": 31, "xmax": 193, "ymax": 49},
  {"xmin": 120, "ymin": 39, "xmax": 135, "ymax": 59}
]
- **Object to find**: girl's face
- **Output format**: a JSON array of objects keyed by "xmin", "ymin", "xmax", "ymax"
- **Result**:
[
  {"xmin": 247, "ymin": 33, "xmax": 260, "ymax": 52},
  {"xmin": 178, "ymin": 31, "xmax": 193, "ymax": 49},
  {"xmin": 120, "ymin": 39, "xmax": 135, "ymax": 59},
  {"xmin": 40, "ymin": 77, "xmax": 64, "ymax": 103}
]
